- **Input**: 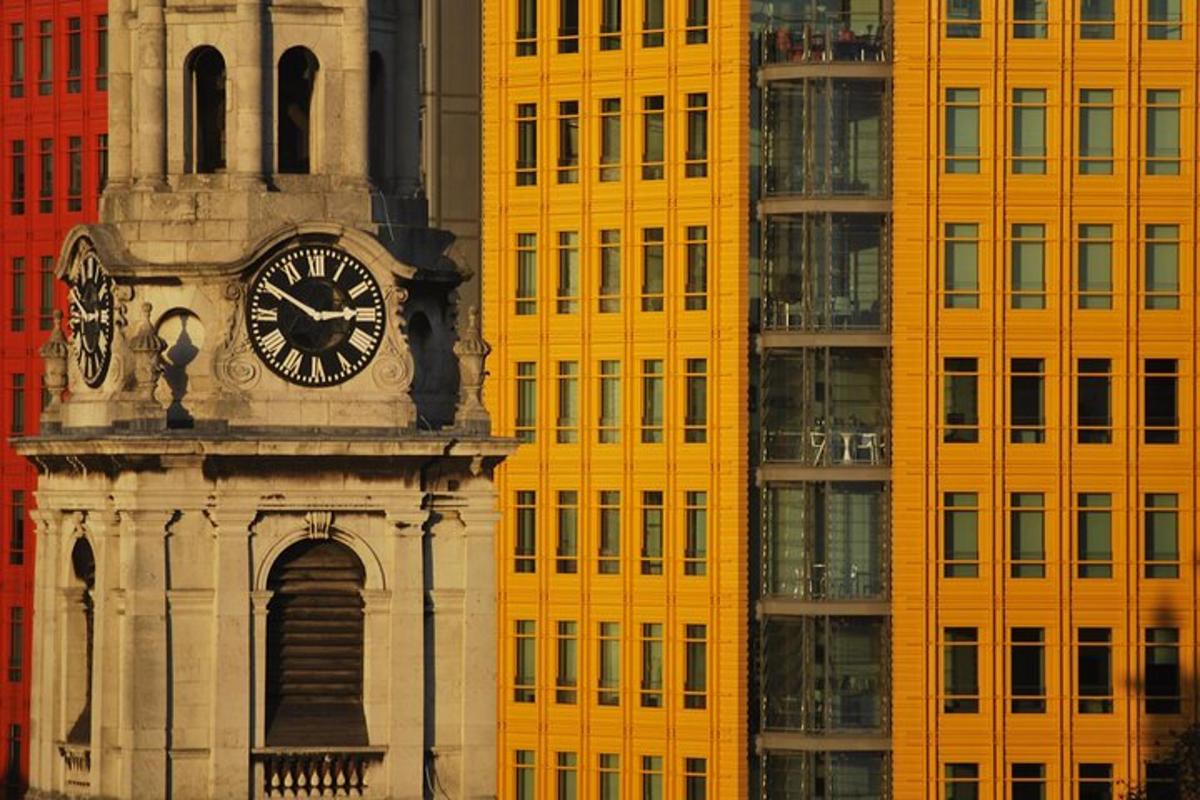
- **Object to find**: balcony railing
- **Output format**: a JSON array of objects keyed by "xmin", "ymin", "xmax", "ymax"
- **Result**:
[
  {"xmin": 253, "ymin": 748, "xmax": 386, "ymax": 798},
  {"xmin": 58, "ymin": 743, "xmax": 91, "ymax": 795},
  {"xmin": 764, "ymin": 424, "xmax": 888, "ymax": 466},
  {"xmin": 757, "ymin": 12, "xmax": 892, "ymax": 66}
]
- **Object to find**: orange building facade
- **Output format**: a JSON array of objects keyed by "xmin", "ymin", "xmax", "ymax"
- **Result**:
[{"xmin": 893, "ymin": 1, "xmax": 1199, "ymax": 798}]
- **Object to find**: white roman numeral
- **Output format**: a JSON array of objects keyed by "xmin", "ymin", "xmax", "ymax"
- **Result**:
[
  {"xmin": 261, "ymin": 281, "xmax": 285, "ymax": 300},
  {"xmin": 260, "ymin": 329, "xmax": 286, "ymax": 357},
  {"xmin": 348, "ymin": 329, "xmax": 376, "ymax": 354},
  {"xmin": 355, "ymin": 306, "xmax": 378, "ymax": 323},
  {"xmin": 281, "ymin": 261, "xmax": 303, "ymax": 285},
  {"xmin": 252, "ymin": 307, "xmax": 278, "ymax": 322},
  {"xmin": 337, "ymin": 352, "xmax": 353, "ymax": 374},
  {"xmin": 280, "ymin": 349, "xmax": 303, "ymax": 375},
  {"xmin": 310, "ymin": 357, "xmax": 327, "ymax": 383},
  {"xmin": 348, "ymin": 281, "xmax": 370, "ymax": 300},
  {"xmin": 306, "ymin": 251, "xmax": 326, "ymax": 277}
]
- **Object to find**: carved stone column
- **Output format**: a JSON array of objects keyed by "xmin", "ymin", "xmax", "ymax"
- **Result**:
[
  {"xmin": 234, "ymin": 1, "xmax": 265, "ymax": 184},
  {"xmin": 105, "ymin": 0, "xmax": 132, "ymax": 189},
  {"xmin": 132, "ymin": 0, "xmax": 167, "ymax": 190},
  {"xmin": 342, "ymin": 4, "xmax": 370, "ymax": 184},
  {"xmin": 384, "ymin": 508, "xmax": 427, "ymax": 797},
  {"xmin": 26, "ymin": 508, "xmax": 65, "ymax": 792}
]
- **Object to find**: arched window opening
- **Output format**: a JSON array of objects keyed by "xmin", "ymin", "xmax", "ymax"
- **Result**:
[
  {"xmin": 278, "ymin": 47, "xmax": 319, "ymax": 175},
  {"xmin": 368, "ymin": 51, "xmax": 387, "ymax": 188},
  {"xmin": 66, "ymin": 538, "xmax": 95, "ymax": 745},
  {"xmin": 186, "ymin": 46, "xmax": 227, "ymax": 174},
  {"xmin": 265, "ymin": 539, "xmax": 367, "ymax": 746}
]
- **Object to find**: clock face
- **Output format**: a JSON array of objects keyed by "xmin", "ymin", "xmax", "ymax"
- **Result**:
[
  {"xmin": 67, "ymin": 251, "xmax": 115, "ymax": 388},
  {"xmin": 246, "ymin": 245, "xmax": 387, "ymax": 387}
]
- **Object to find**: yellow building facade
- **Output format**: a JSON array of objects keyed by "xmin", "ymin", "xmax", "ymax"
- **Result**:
[
  {"xmin": 482, "ymin": 1, "xmax": 748, "ymax": 797},
  {"xmin": 894, "ymin": 1, "xmax": 1199, "ymax": 798}
]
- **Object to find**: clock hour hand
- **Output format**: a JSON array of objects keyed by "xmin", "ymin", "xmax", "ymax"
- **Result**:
[
  {"xmin": 263, "ymin": 282, "xmax": 321, "ymax": 320},
  {"xmin": 315, "ymin": 307, "xmax": 366, "ymax": 322}
]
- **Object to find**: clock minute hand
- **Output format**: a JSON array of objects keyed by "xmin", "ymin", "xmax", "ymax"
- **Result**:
[
  {"xmin": 315, "ymin": 307, "xmax": 361, "ymax": 322},
  {"xmin": 264, "ymin": 282, "xmax": 321, "ymax": 320}
]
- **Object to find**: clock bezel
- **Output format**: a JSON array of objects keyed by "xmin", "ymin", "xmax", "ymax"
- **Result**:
[{"xmin": 67, "ymin": 247, "xmax": 116, "ymax": 389}]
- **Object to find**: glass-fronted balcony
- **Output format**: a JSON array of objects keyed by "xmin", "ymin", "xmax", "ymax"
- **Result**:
[
  {"xmin": 764, "ymin": 80, "xmax": 887, "ymax": 197},
  {"xmin": 762, "ymin": 751, "xmax": 888, "ymax": 799},
  {"xmin": 763, "ymin": 214, "xmax": 887, "ymax": 331},
  {"xmin": 756, "ymin": 0, "xmax": 891, "ymax": 65},
  {"xmin": 763, "ymin": 483, "xmax": 887, "ymax": 600},
  {"xmin": 761, "ymin": 348, "xmax": 888, "ymax": 465},
  {"xmin": 761, "ymin": 616, "xmax": 887, "ymax": 731}
]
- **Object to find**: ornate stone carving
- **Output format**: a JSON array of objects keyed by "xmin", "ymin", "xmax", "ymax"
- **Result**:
[
  {"xmin": 452, "ymin": 306, "xmax": 491, "ymax": 433},
  {"xmin": 127, "ymin": 303, "xmax": 166, "ymax": 420},
  {"xmin": 212, "ymin": 281, "xmax": 261, "ymax": 392},
  {"xmin": 305, "ymin": 510, "xmax": 334, "ymax": 539},
  {"xmin": 370, "ymin": 288, "xmax": 417, "ymax": 422},
  {"xmin": 39, "ymin": 311, "xmax": 69, "ymax": 423}
]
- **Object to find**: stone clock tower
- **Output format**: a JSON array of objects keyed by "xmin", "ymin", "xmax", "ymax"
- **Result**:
[{"xmin": 14, "ymin": 2, "xmax": 506, "ymax": 799}]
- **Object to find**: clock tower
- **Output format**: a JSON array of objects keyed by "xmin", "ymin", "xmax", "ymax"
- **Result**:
[{"xmin": 14, "ymin": 2, "xmax": 506, "ymax": 799}]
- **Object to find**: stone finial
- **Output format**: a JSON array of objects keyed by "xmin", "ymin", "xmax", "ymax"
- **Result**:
[
  {"xmin": 452, "ymin": 306, "xmax": 491, "ymax": 433},
  {"xmin": 128, "ymin": 302, "xmax": 166, "ymax": 411},
  {"xmin": 39, "ymin": 310, "xmax": 69, "ymax": 423}
]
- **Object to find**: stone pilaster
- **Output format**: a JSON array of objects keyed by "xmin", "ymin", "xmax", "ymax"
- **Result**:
[
  {"xmin": 132, "ymin": 0, "xmax": 166, "ymax": 190},
  {"xmin": 234, "ymin": 1, "xmax": 265, "ymax": 184},
  {"xmin": 384, "ymin": 508, "xmax": 427, "ymax": 798}
]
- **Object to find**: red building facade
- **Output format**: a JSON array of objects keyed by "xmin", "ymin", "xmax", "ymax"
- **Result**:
[{"xmin": 0, "ymin": 0, "xmax": 106, "ymax": 792}]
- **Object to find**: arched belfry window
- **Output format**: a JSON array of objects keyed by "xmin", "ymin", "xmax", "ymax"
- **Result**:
[
  {"xmin": 368, "ymin": 51, "xmax": 386, "ymax": 187},
  {"xmin": 66, "ymin": 537, "xmax": 95, "ymax": 745},
  {"xmin": 265, "ymin": 539, "xmax": 367, "ymax": 746},
  {"xmin": 278, "ymin": 47, "xmax": 320, "ymax": 175},
  {"xmin": 186, "ymin": 46, "xmax": 227, "ymax": 173}
]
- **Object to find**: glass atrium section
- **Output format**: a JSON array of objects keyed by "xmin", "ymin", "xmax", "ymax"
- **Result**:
[
  {"xmin": 762, "ymin": 752, "xmax": 888, "ymax": 799},
  {"xmin": 757, "ymin": 0, "xmax": 890, "ymax": 65}
]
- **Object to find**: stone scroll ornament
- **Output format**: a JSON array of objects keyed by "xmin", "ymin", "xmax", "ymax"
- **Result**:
[
  {"xmin": 212, "ymin": 281, "xmax": 262, "ymax": 392},
  {"xmin": 371, "ymin": 286, "xmax": 416, "ymax": 395}
]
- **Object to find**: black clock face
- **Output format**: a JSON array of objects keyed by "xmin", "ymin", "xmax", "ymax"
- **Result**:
[
  {"xmin": 246, "ymin": 245, "xmax": 387, "ymax": 387},
  {"xmin": 67, "ymin": 251, "xmax": 115, "ymax": 388}
]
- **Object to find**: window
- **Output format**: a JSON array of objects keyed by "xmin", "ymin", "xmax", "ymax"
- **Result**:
[
  {"xmin": 1011, "ymin": 224, "xmax": 1046, "ymax": 308},
  {"xmin": 96, "ymin": 15, "xmax": 108, "ymax": 90},
  {"xmin": 1077, "ymin": 224, "xmax": 1113, "ymax": 308},
  {"xmin": 599, "ymin": 754, "xmax": 620, "ymax": 800},
  {"xmin": 1013, "ymin": 0, "xmax": 1048, "ymax": 37},
  {"xmin": 1144, "ymin": 359, "xmax": 1179, "ymax": 443},
  {"xmin": 599, "ymin": 360, "xmax": 621, "ymax": 443},
  {"xmin": 1010, "ymin": 492, "xmax": 1045, "ymax": 577},
  {"xmin": 684, "ymin": 359, "xmax": 707, "ymax": 443},
  {"xmin": 598, "ymin": 622, "xmax": 620, "ymax": 705},
  {"xmin": 641, "ymin": 359, "xmax": 664, "ymax": 442},
  {"xmin": 37, "ymin": 21, "xmax": 51, "ymax": 96},
  {"xmin": 514, "ymin": 620, "xmax": 536, "ymax": 702},
  {"xmin": 599, "ymin": 230, "xmax": 621, "ymax": 312},
  {"xmin": 557, "ymin": 231, "xmax": 580, "ymax": 313},
  {"xmin": 641, "ymin": 490, "xmax": 664, "ymax": 574},
  {"xmin": 685, "ymin": 93, "xmax": 708, "ymax": 177},
  {"xmin": 1012, "ymin": 89, "xmax": 1047, "ymax": 174},
  {"xmin": 67, "ymin": 18, "xmax": 81, "ymax": 93},
  {"xmin": 1011, "ymin": 628, "xmax": 1046, "ymax": 713},
  {"xmin": 556, "ymin": 622, "xmax": 578, "ymax": 703},
  {"xmin": 640, "ymin": 227, "xmax": 664, "ymax": 311},
  {"xmin": 684, "ymin": 758, "xmax": 707, "ymax": 800},
  {"xmin": 943, "ymin": 492, "xmax": 979, "ymax": 577},
  {"xmin": 598, "ymin": 491, "xmax": 621, "ymax": 573},
  {"xmin": 558, "ymin": 0, "xmax": 580, "ymax": 52},
  {"xmin": 600, "ymin": 0, "xmax": 622, "ymax": 49},
  {"xmin": 1079, "ymin": 764, "xmax": 1113, "ymax": 800},
  {"xmin": 39, "ymin": 256, "xmax": 53, "ymax": 330},
  {"xmin": 641, "ymin": 756, "xmax": 664, "ymax": 800},
  {"xmin": 600, "ymin": 98, "xmax": 621, "ymax": 181},
  {"xmin": 5, "ymin": 725, "xmax": 18, "ymax": 786},
  {"xmin": 686, "ymin": 1, "xmax": 709, "ymax": 44},
  {"xmin": 1077, "ymin": 628, "xmax": 1113, "ymax": 713},
  {"xmin": 642, "ymin": 96, "xmax": 664, "ymax": 179},
  {"xmin": 557, "ymin": 100, "xmax": 579, "ymax": 183},
  {"xmin": 515, "ymin": 362, "xmax": 537, "ymax": 442},
  {"xmin": 683, "ymin": 225, "xmax": 708, "ymax": 310},
  {"xmin": 516, "ymin": 103, "xmax": 538, "ymax": 185},
  {"xmin": 1144, "ymin": 225, "xmax": 1180, "ymax": 309},
  {"xmin": 1077, "ymin": 359, "xmax": 1112, "ymax": 443},
  {"xmin": 6, "ymin": 609, "xmax": 21, "ymax": 683},
  {"xmin": 945, "ymin": 89, "xmax": 981, "ymax": 173},
  {"xmin": 9, "ymin": 24, "xmax": 24, "ymax": 98},
  {"xmin": 1145, "ymin": 763, "xmax": 1179, "ymax": 799},
  {"xmin": 684, "ymin": 624, "xmax": 707, "ymax": 708},
  {"xmin": 8, "ymin": 491, "xmax": 24, "ymax": 566},
  {"xmin": 643, "ymin": 0, "xmax": 665, "ymax": 46},
  {"xmin": 556, "ymin": 361, "xmax": 580, "ymax": 443},
  {"xmin": 9, "ymin": 141, "xmax": 24, "ymax": 215},
  {"xmin": 67, "ymin": 136, "xmax": 82, "ymax": 212},
  {"xmin": 10, "ymin": 375, "xmax": 24, "ymax": 435},
  {"xmin": 1144, "ymin": 493, "xmax": 1179, "ymax": 578},
  {"xmin": 515, "ymin": 750, "xmax": 535, "ymax": 799},
  {"xmin": 1012, "ymin": 763, "xmax": 1046, "ymax": 800},
  {"xmin": 516, "ymin": 233, "xmax": 537, "ymax": 315},
  {"xmin": 277, "ymin": 48, "xmax": 318, "ymax": 174},
  {"xmin": 517, "ymin": 0, "xmax": 537, "ymax": 55},
  {"xmin": 947, "ymin": 0, "xmax": 982, "ymax": 37},
  {"xmin": 515, "ymin": 490, "xmax": 537, "ymax": 572},
  {"xmin": 640, "ymin": 623, "xmax": 664, "ymax": 706},
  {"xmin": 97, "ymin": 134, "xmax": 108, "ymax": 193},
  {"xmin": 9, "ymin": 258, "xmax": 24, "ymax": 332},
  {"xmin": 943, "ymin": 357, "xmax": 979, "ymax": 443},
  {"xmin": 39, "ymin": 137, "xmax": 53, "ymax": 213},
  {"xmin": 556, "ymin": 491, "xmax": 579, "ymax": 572},
  {"xmin": 557, "ymin": 752, "xmax": 578, "ymax": 799},
  {"xmin": 188, "ymin": 47, "xmax": 228, "ymax": 174},
  {"xmin": 1145, "ymin": 90, "xmax": 1181, "ymax": 175},
  {"xmin": 1077, "ymin": 493, "xmax": 1113, "ymax": 578},
  {"xmin": 945, "ymin": 763, "xmax": 979, "ymax": 800},
  {"xmin": 684, "ymin": 491, "xmax": 707, "ymax": 575},
  {"xmin": 943, "ymin": 627, "xmax": 979, "ymax": 713},
  {"xmin": 1081, "ymin": 0, "xmax": 1115, "ymax": 38},
  {"xmin": 944, "ymin": 223, "xmax": 980, "ymax": 307},
  {"xmin": 1144, "ymin": 628, "xmax": 1180, "ymax": 714},
  {"xmin": 1147, "ymin": 0, "xmax": 1182, "ymax": 39},
  {"xmin": 1078, "ymin": 90, "xmax": 1114, "ymax": 174},
  {"xmin": 1010, "ymin": 359, "xmax": 1045, "ymax": 443}
]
